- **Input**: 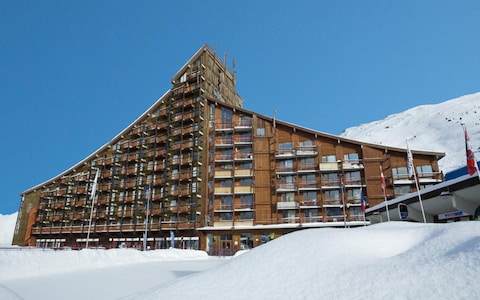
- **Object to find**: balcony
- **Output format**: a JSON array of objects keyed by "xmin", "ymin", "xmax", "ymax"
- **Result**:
[
  {"xmin": 214, "ymin": 187, "xmax": 233, "ymax": 194},
  {"xmin": 234, "ymin": 186, "xmax": 253, "ymax": 194},
  {"xmin": 275, "ymin": 150, "xmax": 295, "ymax": 159},
  {"xmin": 276, "ymin": 183, "xmax": 297, "ymax": 192},
  {"xmin": 298, "ymin": 182, "xmax": 320, "ymax": 190},
  {"xmin": 342, "ymin": 160, "xmax": 364, "ymax": 170},
  {"xmin": 234, "ymin": 169, "xmax": 252, "ymax": 177},
  {"xmin": 215, "ymin": 170, "xmax": 233, "ymax": 178},
  {"xmin": 215, "ymin": 154, "xmax": 233, "ymax": 162},
  {"xmin": 295, "ymin": 146, "xmax": 318, "ymax": 157},
  {"xmin": 234, "ymin": 136, "xmax": 253, "ymax": 144},
  {"xmin": 234, "ymin": 119, "xmax": 253, "ymax": 130},
  {"xmin": 234, "ymin": 153, "xmax": 253, "ymax": 161},
  {"xmin": 213, "ymin": 204, "xmax": 233, "ymax": 212},
  {"xmin": 300, "ymin": 199, "xmax": 321, "ymax": 208},
  {"xmin": 319, "ymin": 162, "xmax": 339, "ymax": 171},
  {"xmin": 277, "ymin": 202, "xmax": 299, "ymax": 210}
]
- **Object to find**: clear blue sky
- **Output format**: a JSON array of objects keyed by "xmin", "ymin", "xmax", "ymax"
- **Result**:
[{"xmin": 1, "ymin": 1, "xmax": 479, "ymax": 214}]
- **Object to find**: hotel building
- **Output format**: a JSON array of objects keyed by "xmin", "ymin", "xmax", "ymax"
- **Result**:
[{"xmin": 12, "ymin": 45, "xmax": 445, "ymax": 252}]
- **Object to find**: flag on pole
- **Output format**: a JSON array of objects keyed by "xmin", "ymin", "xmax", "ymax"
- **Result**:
[
  {"xmin": 90, "ymin": 168, "xmax": 100, "ymax": 201},
  {"xmin": 360, "ymin": 191, "xmax": 366, "ymax": 213},
  {"xmin": 464, "ymin": 124, "xmax": 477, "ymax": 176},
  {"xmin": 380, "ymin": 165, "xmax": 386, "ymax": 193},
  {"xmin": 407, "ymin": 144, "xmax": 414, "ymax": 178}
]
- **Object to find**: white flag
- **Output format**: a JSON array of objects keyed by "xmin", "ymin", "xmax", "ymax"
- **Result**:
[
  {"xmin": 90, "ymin": 168, "xmax": 100, "ymax": 201},
  {"xmin": 407, "ymin": 143, "xmax": 414, "ymax": 178}
]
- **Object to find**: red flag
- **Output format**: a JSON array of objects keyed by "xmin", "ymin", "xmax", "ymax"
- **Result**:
[
  {"xmin": 464, "ymin": 125, "xmax": 477, "ymax": 176},
  {"xmin": 380, "ymin": 165, "xmax": 386, "ymax": 193}
]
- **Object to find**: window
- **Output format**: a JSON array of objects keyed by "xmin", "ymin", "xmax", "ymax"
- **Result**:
[
  {"xmin": 256, "ymin": 119, "xmax": 265, "ymax": 136},
  {"xmin": 239, "ymin": 212, "xmax": 253, "ymax": 220},
  {"xmin": 221, "ymin": 108, "xmax": 233, "ymax": 123},
  {"xmin": 344, "ymin": 153, "xmax": 359, "ymax": 162},
  {"xmin": 279, "ymin": 159, "xmax": 293, "ymax": 171},
  {"xmin": 303, "ymin": 191, "xmax": 317, "ymax": 201},
  {"xmin": 324, "ymin": 190, "xmax": 340, "ymax": 202},
  {"xmin": 300, "ymin": 157, "xmax": 315, "ymax": 169},
  {"xmin": 322, "ymin": 155, "xmax": 337, "ymax": 162},
  {"xmin": 394, "ymin": 185, "xmax": 411, "ymax": 196},
  {"xmin": 220, "ymin": 163, "xmax": 233, "ymax": 170},
  {"xmin": 322, "ymin": 173, "xmax": 339, "ymax": 185},
  {"xmin": 416, "ymin": 165, "xmax": 433, "ymax": 177},
  {"xmin": 239, "ymin": 178, "xmax": 253, "ymax": 186},
  {"xmin": 256, "ymin": 128, "xmax": 266, "ymax": 136},
  {"xmin": 219, "ymin": 213, "xmax": 233, "ymax": 221},
  {"xmin": 240, "ymin": 195, "xmax": 253, "ymax": 208},
  {"xmin": 345, "ymin": 171, "xmax": 361, "ymax": 185},
  {"xmin": 392, "ymin": 167, "xmax": 408, "ymax": 179},
  {"xmin": 220, "ymin": 179, "xmax": 232, "ymax": 187},
  {"xmin": 237, "ymin": 162, "xmax": 252, "ymax": 169},
  {"xmin": 220, "ymin": 196, "xmax": 232, "ymax": 209},
  {"xmin": 280, "ymin": 175, "xmax": 295, "ymax": 184},
  {"xmin": 304, "ymin": 209, "xmax": 318, "ymax": 220},
  {"xmin": 281, "ymin": 192, "xmax": 295, "ymax": 202},
  {"xmin": 347, "ymin": 188, "xmax": 362, "ymax": 202},
  {"xmin": 279, "ymin": 142, "xmax": 293, "ymax": 154},
  {"xmin": 301, "ymin": 174, "xmax": 316, "ymax": 184},
  {"xmin": 299, "ymin": 140, "xmax": 313, "ymax": 147}
]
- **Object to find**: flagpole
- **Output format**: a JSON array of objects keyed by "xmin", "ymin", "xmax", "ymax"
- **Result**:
[
  {"xmin": 406, "ymin": 140, "xmax": 427, "ymax": 223},
  {"xmin": 380, "ymin": 165, "xmax": 391, "ymax": 222},
  {"xmin": 86, "ymin": 168, "xmax": 100, "ymax": 249}
]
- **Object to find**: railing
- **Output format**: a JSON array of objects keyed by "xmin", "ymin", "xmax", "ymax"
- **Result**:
[{"xmin": 277, "ymin": 202, "xmax": 299, "ymax": 209}]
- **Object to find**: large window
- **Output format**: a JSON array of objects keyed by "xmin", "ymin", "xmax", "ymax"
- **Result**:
[
  {"xmin": 219, "ymin": 213, "xmax": 233, "ymax": 221},
  {"xmin": 345, "ymin": 171, "xmax": 361, "ymax": 185},
  {"xmin": 322, "ymin": 173, "xmax": 339, "ymax": 185},
  {"xmin": 220, "ymin": 196, "xmax": 232, "ymax": 210},
  {"xmin": 240, "ymin": 195, "xmax": 253, "ymax": 208},
  {"xmin": 344, "ymin": 152, "xmax": 359, "ymax": 162},
  {"xmin": 394, "ymin": 185, "xmax": 411, "ymax": 196},
  {"xmin": 392, "ymin": 167, "xmax": 408, "ymax": 179},
  {"xmin": 324, "ymin": 190, "xmax": 340, "ymax": 203},
  {"xmin": 322, "ymin": 155, "xmax": 337, "ymax": 162},
  {"xmin": 279, "ymin": 142, "xmax": 293, "ymax": 154},
  {"xmin": 281, "ymin": 192, "xmax": 295, "ymax": 202},
  {"xmin": 416, "ymin": 165, "xmax": 433, "ymax": 177},
  {"xmin": 279, "ymin": 159, "xmax": 294, "ymax": 171},
  {"xmin": 239, "ymin": 212, "xmax": 253, "ymax": 220},
  {"xmin": 239, "ymin": 178, "xmax": 253, "ymax": 186},
  {"xmin": 299, "ymin": 157, "xmax": 315, "ymax": 170},
  {"xmin": 220, "ymin": 179, "xmax": 232, "ymax": 187}
]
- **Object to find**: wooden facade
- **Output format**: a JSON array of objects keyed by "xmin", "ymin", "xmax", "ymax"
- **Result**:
[{"xmin": 12, "ymin": 45, "xmax": 445, "ymax": 254}]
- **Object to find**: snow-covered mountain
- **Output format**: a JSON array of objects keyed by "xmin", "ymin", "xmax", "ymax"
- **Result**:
[{"xmin": 341, "ymin": 92, "xmax": 480, "ymax": 174}]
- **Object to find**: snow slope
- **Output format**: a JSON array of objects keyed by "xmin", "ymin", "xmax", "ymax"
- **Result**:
[
  {"xmin": 0, "ymin": 213, "xmax": 17, "ymax": 246},
  {"xmin": 341, "ymin": 92, "xmax": 480, "ymax": 173},
  {"xmin": 1, "ymin": 215, "xmax": 479, "ymax": 300}
]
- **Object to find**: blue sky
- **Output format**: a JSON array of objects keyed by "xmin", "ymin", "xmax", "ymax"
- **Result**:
[{"xmin": 1, "ymin": 1, "xmax": 479, "ymax": 214}]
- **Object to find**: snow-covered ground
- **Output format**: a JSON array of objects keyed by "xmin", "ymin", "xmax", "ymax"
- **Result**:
[{"xmin": 1, "ymin": 212, "xmax": 479, "ymax": 300}]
